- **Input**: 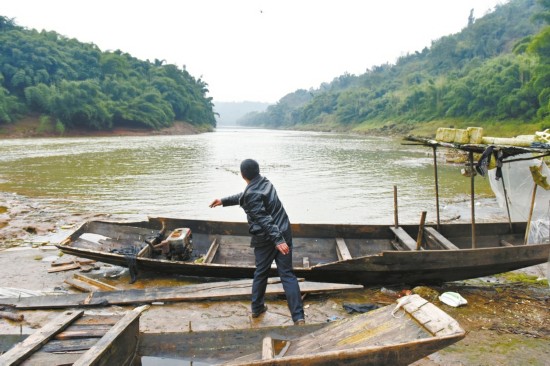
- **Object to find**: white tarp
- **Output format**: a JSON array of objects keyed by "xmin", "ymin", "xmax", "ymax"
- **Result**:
[{"xmin": 487, "ymin": 154, "xmax": 550, "ymax": 244}]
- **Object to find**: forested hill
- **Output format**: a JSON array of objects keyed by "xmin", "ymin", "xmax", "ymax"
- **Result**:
[
  {"xmin": 0, "ymin": 17, "xmax": 216, "ymax": 134},
  {"xmin": 239, "ymin": 0, "xmax": 550, "ymax": 134}
]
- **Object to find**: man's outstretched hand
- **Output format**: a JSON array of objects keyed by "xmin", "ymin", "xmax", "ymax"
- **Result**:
[
  {"xmin": 276, "ymin": 242, "xmax": 290, "ymax": 255},
  {"xmin": 209, "ymin": 199, "xmax": 222, "ymax": 208}
]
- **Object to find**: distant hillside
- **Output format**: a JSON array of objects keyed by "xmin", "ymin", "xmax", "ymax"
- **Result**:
[
  {"xmin": 0, "ymin": 16, "xmax": 216, "ymax": 134},
  {"xmin": 214, "ymin": 101, "xmax": 270, "ymax": 126},
  {"xmin": 243, "ymin": 0, "xmax": 550, "ymax": 134}
]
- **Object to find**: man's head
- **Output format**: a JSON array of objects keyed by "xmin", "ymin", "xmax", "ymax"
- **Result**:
[{"xmin": 240, "ymin": 159, "xmax": 260, "ymax": 181}]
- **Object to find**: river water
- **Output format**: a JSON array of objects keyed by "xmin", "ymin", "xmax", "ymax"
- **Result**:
[{"xmin": 0, "ymin": 127, "xmax": 504, "ymax": 225}]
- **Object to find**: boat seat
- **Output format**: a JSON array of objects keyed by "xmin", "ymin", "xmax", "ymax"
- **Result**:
[
  {"xmin": 335, "ymin": 238, "xmax": 353, "ymax": 260},
  {"xmin": 424, "ymin": 227, "xmax": 459, "ymax": 250},
  {"xmin": 389, "ymin": 227, "xmax": 417, "ymax": 251}
]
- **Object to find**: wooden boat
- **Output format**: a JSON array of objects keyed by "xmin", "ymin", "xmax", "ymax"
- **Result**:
[
  {"xmin": 56, "ymin": 216, "xmax": 550, "ymax": 286},
  {"xmin": 0, "ymin": 306, "xmax": 146, "ymax": 366},
  {"xmin": 137, "ymin": 294, "xmax": 466, "ymax": 365}
]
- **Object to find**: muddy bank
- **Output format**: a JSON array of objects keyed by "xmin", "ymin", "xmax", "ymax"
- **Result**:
[
  {"xmin": 0, "ymin": 242, "xmax": 547, "ymax": 365},
  {"xmin": 0, "ymin": 193, "xmax": 548, "ymax": 365},
  {"xmin": 0, "ymin": 191, "xmax": 114, "ymax": 249}
]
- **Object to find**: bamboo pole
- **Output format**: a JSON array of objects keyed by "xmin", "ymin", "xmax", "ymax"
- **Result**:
[
  {"xmin": 468, "ymin": 152, "xmax": 477, "ymax": 248},
  {"xmin": 432, "ymin": 146, "xmax": 441, "ymax": 230},
  {"xmin": 524, "ymin": 161, "xmax": 544, "ymax": 245},
  {"xmin": 501, "ymin": 178, "xmax": 513, "ymax": 233},
  {"xmin": 524, "ymin": 179, "xmax": 539, "ymax": 245},
  {"xmin": 393, "ymin": 185, "xmax": 399, "ymax": 228}
]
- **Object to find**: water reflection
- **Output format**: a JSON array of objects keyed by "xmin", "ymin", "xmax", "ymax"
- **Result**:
[{"xmin": 0, "ymin": 128, "xmax": 499, "ymax": 224}]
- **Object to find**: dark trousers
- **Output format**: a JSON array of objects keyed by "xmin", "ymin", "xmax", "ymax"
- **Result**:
[{"xmin": 251, "ymin": 243, "xmax": 304, "ymax": 322}]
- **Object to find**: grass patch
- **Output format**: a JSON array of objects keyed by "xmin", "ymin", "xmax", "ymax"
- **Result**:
[
  {"xmin": 495, "ymin": 272, "xmax": 548, "ymax": 286},
  {"xmin": 441, "ymin": 333, "xmax": 549, "ymax": 365}
]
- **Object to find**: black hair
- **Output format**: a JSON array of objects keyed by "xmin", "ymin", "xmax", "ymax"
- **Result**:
[{"xmin": 240, "ymin": 159, "xmax": 260, "ymax": 180}]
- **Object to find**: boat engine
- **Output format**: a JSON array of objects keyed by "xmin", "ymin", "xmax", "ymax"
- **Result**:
[{"xmin": 156, "ymin": 228, "xmax": 193, "ymax": 261}]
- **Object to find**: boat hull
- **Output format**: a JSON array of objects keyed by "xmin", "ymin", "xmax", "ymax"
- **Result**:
[{"xmin": 57, "ymin": 218, "xmax": 550, "ymax": 286}]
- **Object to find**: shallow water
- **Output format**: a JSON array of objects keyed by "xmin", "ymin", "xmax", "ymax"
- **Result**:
[{"xmin": 0, "ymin": 127, "xmax": 500, "ymax": 224}]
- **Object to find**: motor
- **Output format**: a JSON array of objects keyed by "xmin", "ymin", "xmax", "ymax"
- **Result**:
[{"xmin": 146, "ymin": 226, "xmax": 193, "ymax": 261}]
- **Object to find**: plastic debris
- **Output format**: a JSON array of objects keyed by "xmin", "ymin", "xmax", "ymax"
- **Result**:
[{"xmin": 439, "ymin": 292, "xmax": 468, "ymax": 307}]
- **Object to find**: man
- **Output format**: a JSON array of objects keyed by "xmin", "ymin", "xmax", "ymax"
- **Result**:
[{"xmin": 209, "ymin": 159, "xmax": 305, "ymax": 325}]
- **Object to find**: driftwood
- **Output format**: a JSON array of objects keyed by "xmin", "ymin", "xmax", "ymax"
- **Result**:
[{"xmin": 0, "ymin": 311, "xmax": 24, "ymax": 322}]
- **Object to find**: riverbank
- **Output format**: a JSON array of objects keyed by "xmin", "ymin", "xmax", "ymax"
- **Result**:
[
  {"xmin": 0, "ymin": 115, "xmax": 208, "ymax": 139},
  {"xmin": 0, "ymin": 192, "xmax": 548, "ymax": 364},
  {"xmin": 0, "ymin": 234, "xmax": 547, "ymax": 365},
  {"xmin": 2, "ymin": 115, "xmax": 545, "ymax": 140}
]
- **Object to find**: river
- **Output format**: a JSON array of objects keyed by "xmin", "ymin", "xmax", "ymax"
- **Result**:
[{"xmin": 0, "ymin": 127, "xmax": 505, "ymax": 225}]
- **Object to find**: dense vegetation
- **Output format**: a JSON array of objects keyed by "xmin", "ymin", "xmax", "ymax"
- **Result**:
[
  {"xmin": 0, "ymin": 17, "xmax": 216, "ymax": 133},
  {"xmin": 239, "ymin": 0, "xmax": 550, "ymax": 134}
]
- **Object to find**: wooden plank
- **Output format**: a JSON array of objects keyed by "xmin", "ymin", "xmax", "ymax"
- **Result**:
[
  {"xmin": 73, "ymin": 306, "xmax": 147, "ymax": 366},
  {"xmin": 0, "ymin": 310, "xmax": 83, "ymax": 365},
  {"xmin": 500, "ymin": 240, "xmax": 514, "ymax": 247},
  {"xmin": 390, "ymin": 240, "xmax": 403, "ymax": 251},
  {"xmin": 73, "ymin": 316, "xmax": 121, "ymax": 326},
  {"xmin": 55, "ymin": 325, "xmax": 111, "ymax": 340},
  {"xmin": 403, "ymin": 296, "xmax": 463, "ymax": 337},
  {"xmin": 52, "ymin": 258, "xmax": 96, "ymax": 267},
  {"xmin": 41, "ymin": 338, "xmax": 98, "ymax": 352},
  {"xmin": 0, "ymin": 279, "xmax": 363, "ymax": 309},
  {"xmin": 424, "ymin": 227, "xmax": 459, "ymax": 250},
  {"xmin": 203, "ymin": 238, "xmax": 219, "ymax": 263},
  {"xmin": 261, "ymin": 336, "xmax": 274, "ymax": 360},
  {"xmin": 335, "ymin": 238, "xmax": 352, "ymax": 260},
  {"xmin": 65, "ymin": 278, "xmax": 100, "ymax": 293},
  {"xmin": 389, "ymin": 227, "xmax": 417, "ymax": 251},
  {"xmin": 48, "ymin": 262, "xmax": 80, "ymax": 273},
  {"xmin": 73, "ymin": 274, "xmax": 118, "ymax": 291},
  {"xmin": 19, "ymin": 351, "xmax": 81, "ymax": 365},
  {"xmin": 0, "ymin": 311, "xmax": 24, "ymax": 322}
]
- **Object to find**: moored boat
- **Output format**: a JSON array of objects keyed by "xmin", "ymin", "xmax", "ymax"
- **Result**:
[{"xmin": 55, "ymin": 216, "xmax": 550, "ymax": 286}]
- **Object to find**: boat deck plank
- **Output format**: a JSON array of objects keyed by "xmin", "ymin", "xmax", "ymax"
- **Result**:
[
  {"xmin": 389, "ymin": 227, "xmax": 417, "ymax": 251},
  {"xmin": 335, "ymin": 238, "xmax": 353, "ymax": 260},
  {"xmin": 424, "ymin": 227, "xmax": 459, "ymax": 250}
]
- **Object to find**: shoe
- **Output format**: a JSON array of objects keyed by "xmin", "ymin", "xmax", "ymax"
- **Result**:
[
  {"xmin": 294, "ymin": 319, "xmax": 305, "ymax": 325},
  {"xmin": 252, "ymin": 305, "xmax": 268, "ymax": 318}
]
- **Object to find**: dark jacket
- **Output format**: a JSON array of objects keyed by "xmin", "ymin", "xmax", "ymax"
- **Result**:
[{"xmin": 221, "ymin": 175, "xmax": 291, "ymax": 247}]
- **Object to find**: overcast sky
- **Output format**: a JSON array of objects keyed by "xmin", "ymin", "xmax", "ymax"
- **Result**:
[{"xmin": 3, "ymin": 0, "xmax": 505, "ymax": 103}]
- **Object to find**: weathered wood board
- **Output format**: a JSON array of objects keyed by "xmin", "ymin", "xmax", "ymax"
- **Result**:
[
  {"xmin": 0, "ymin": 278, "xmax": 362, "ymax": 310},
  {"xmin": 0, "ymin": 307, "xmax": 145, "ymax": 366}
]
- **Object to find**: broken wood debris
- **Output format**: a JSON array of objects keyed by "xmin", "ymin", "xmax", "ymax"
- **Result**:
[
  {"xmin": 0, "ymin": 311, "xmax": 24, "ymax": 322},
  {"xmin": 65, "ymin": 274, "xmax": 118, "ymax": 293},
  {"xmin": 0, "ymin": 278, "xmax": 363, "ymax": 310},
  {"xmin": 48, "ymin": 258, "xmax": 98, "ymax": 273},
  {"xmin": 0, "ymin": 306, "xmax": 146, "ymax": 366}
]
